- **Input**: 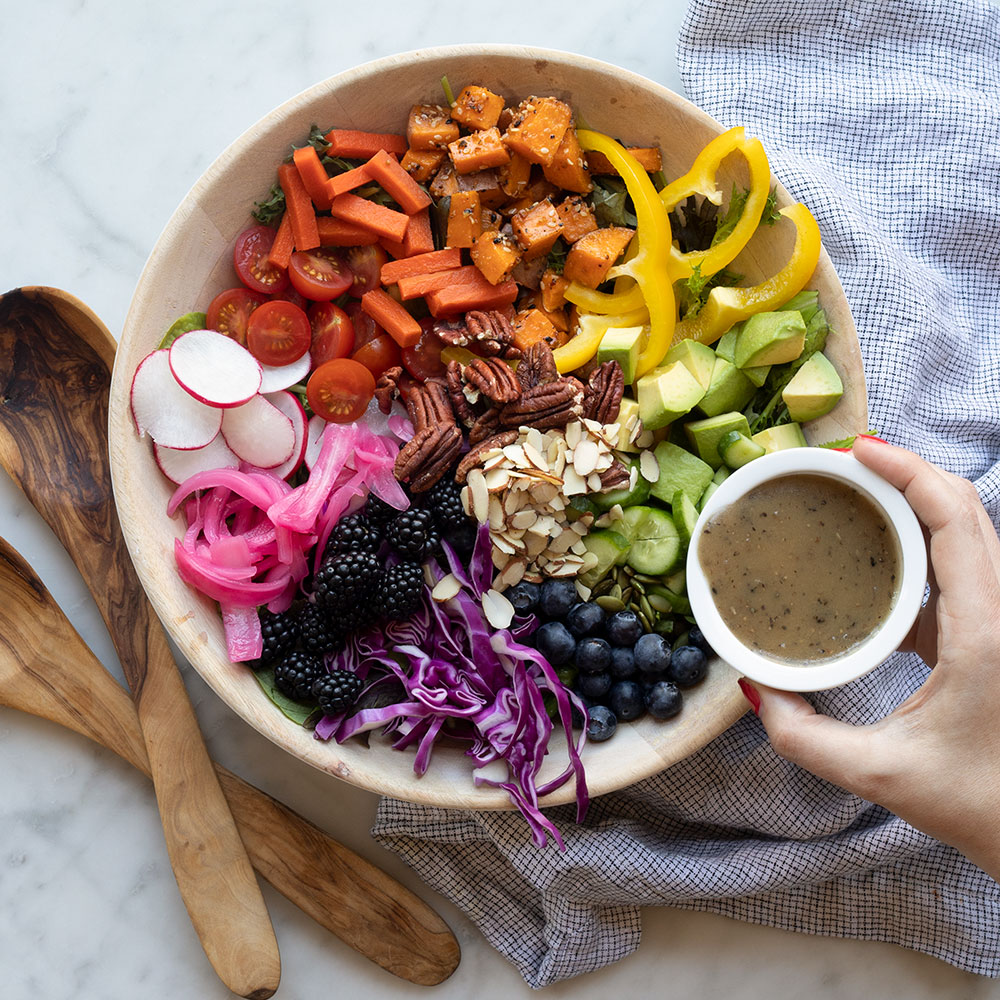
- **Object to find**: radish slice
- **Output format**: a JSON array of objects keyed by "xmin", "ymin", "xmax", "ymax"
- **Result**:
[
  {"xmin": 154, "ymin": 435, "xmax": 240, "ymax": 484},
  {"xmin": 262, "ymin": 391, "xmax": 309, "ymax": 480},
  {"xmin": 259, "ymin": 352, "xmax": 311, "ymax": 394},
  {"xmin": 221, "ymin": 394, "xmax": 295, "ymax": 468},
  {"xmin": 130, "ymin": 349, "xmax": 222, "ymax": 448},
  {"xmin": 304, "ymin": 413, "xmax": 328, "ymax": 470},
  {"xmin": 169, "ymin": 329, "xmax": 262, "ymax": 407}
]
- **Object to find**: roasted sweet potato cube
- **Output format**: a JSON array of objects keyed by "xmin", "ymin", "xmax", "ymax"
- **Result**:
[
  {"xmin": 446, "ymin": 190, "xmax": 482, "ymax": 249},
  {"xmin": 470, "ymin": 230, "xmax": 523, "ymax": 285},
  {"xmin": 502, "ymin": 177, "xmax": 561, "ymax": 217},
  {"xmin": 525, "ymin": 289, "xmax": 570, "ymax": 331},
  {"xmin": 540, "ymin": 269, "xmax": 571, "ymax": 312},
  {"xmin": 586, "ymin": 146, "xmax": 664, "ymax": 175},
  {"xmin": 406, "ymin": 104, "xmax": 460, "ymax": 151},
  {"xmin": 448, "ymin": 127, "xmax": 511, "ymax": 175},
  {"xmin": 400, "ymin": 147, "xmax": 446, "ymax": 183},
  {"xmin": 502, "ymin": 96, "xmax": 573, "ymax": 167},
  {"xmin": 511, "ymin": 308, "xmax": 565, "ymax": 352},
  {"xmin": 499, "ymin": 152, "xmax": 532, "ymax": 198},
  {"xmin": 450, "ymin": 85, "xmax": 505, "ymax": 131},
  {"xmin": 562, "ymin": 226, "xmax": 636, "ymax": 288},
  {"xmin": 511, "ymin": 198, "xmax": 563, "ymax": 261},
  {"xmin": 541, "ymin": 127, "xmax": 593, "ymax": 194},
  {"xmin": 555, "ymin": 195, "xmax": 598, "ymax": 243},
  {"xmin": 429, "ymin": 161, "xmax": 460, "ymax": 200}
]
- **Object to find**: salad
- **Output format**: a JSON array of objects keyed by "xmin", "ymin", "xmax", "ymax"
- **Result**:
[{"xmin": 129, "ymin": 80, "xmax": 844, "ymax": 847}]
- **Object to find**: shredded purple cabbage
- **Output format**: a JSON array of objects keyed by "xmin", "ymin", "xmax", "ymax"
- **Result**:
[{"xmin": 315, "ymin": 524, "xmax": 589, "ymax": 848}]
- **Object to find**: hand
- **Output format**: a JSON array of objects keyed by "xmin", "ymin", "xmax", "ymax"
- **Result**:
[{"xmin": 739, "ymin": 435, "xmax": 1000, "ymax": 881}]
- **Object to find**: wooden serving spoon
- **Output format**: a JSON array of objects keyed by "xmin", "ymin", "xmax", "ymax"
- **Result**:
[
  {"xmin": 0, "ymin": 287, "xmax": 458, "ymax": 988},
  {"xmin": 0, "ymin": 532, "xmax": 460, "ymax": 985}
]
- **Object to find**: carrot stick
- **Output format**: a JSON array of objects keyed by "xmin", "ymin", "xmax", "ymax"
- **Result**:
[
  {"xmin": 329, "ymin": 193, "xmax": 410, "ymax": 243},
  {"xmin": 316, "ymin": 216, "xmax": 379, "ymax": 247},
  {"xmin": 365, "ymin": 149, "xmax": 432, "ymax": 214},
  {"xmin": 324, "ymin": 128, "xmax": 408, "ymax": 158},
  {"xmin": 292, "ymin": 146, "xmax": 332, "ymax": 210},
  {"xmin": 325, "ymin": 163, "xmax": 372, "ymax": 200},
  {"xmin": 379, "ymin": 247, "xmax": 463, "ymax": 286},
  {"xmin": 395, "ymin": 265, "xmax": 485, "ymax": 300},
  {"xmin": 266, "ymin": 212, "xmax": 295, "ymax": 269},
  {"xmin": 277, "ymin": 162, "xmax": 319, "ymax": 251},
  {"xmin": 425, "ymin": 279, "xmax": 519, "ymax": 317},
  {"xmin": 380, "ymin": 207, "xmax": 435, "ymax": 259},
  {"xmin": 360, "ymin": 288, "xmax": 422, "ymax": 347}
]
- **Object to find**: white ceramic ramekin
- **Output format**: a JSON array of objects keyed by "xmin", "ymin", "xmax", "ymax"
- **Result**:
[{"xmin": 686, "ymin": 447, "xmax": 927, "ymax": 692}]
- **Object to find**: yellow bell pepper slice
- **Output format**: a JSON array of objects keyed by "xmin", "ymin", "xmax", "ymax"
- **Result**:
[
  {"xmin": 671, "ymin": 202, "xmax": 822, "ymax": 348},
  {"xmin": 571, "ymin": 130, "xmax": 676, "ymax": 379},
  {"xmin": 659, "ymin": 127, "xmax": 773, "ymax": 281},
  {"xmin": 553, "ymin": 307, "xmax": 650, "ymax": 374}
]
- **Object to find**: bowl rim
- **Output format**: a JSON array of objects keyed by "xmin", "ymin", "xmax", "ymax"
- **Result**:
[{"xmin": 685, "ymin": 447, "xmax": 927, "ymax": 692}]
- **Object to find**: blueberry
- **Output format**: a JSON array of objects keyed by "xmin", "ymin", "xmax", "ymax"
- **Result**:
[
  {"xmin": 609, "ymin": 680, "xmax": 645, "ymax": 722},
  {"xmin": 605, "ymin": 609, "xmax": 644, "ymax": 647},
  {"xmin": 687, "ymin": 625, "xmax": 715, "ymax": 657},
  {"xmin": 538, "ymin": 578, "xmax": 579, "ymax": 619},
  {"xmin": 669, "ymin": 645, "xmax": 709, "ymax": 687},
  {"xmin": 586, "ymin": 703, "xmax": 617, "ymax": 742},
  {"xmin": 645, "ymin": 680, "xmax": 683, "ymax": 720},
  {"xmin": 566, "ymin": 601, "xmax": 606, "ymax": 638},
  {"xmin": 578, "ymin": 671, "xmax": 612, "ymax": 699},
  {"xmin": 609, "ymin": 644, "xmax": 637, "ymax": 680},
  {"xmin": 535, "ymin": 621, "xmax": 576, "ymax": 665},
  {"xmin": 575, "ymin": 636, "xmax": 612, "ymax": 675},
  {"xmin": 633, "ymin": 633, "xmax": 672, "ymax": 675},
  {"xmin": 570, "ymin": 693, "xmax": 592, "ymax": 729},
  {"xmin": 504, "ymin": 581, "xmax": 541, "ymax": 614}
]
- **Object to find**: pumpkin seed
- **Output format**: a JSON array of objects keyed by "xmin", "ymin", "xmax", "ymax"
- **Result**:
[
  {"xmin": 637, "ymin": 609, "xmax": 652, "ymax": 631},
  {"xmin": 639, "ymin": 594, "xmax": 656, "ymax": 624},
  {"xmin": 596, "ymin": 595, "xmax": 626, "ymax": 613}
]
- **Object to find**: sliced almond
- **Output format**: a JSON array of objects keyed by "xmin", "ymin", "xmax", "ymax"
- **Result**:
[
  {"xmin": 629, "ymin": 464, "xmax": 640, "ymax": 492},
  {"xmin": 562, "ymin": 467, "xmax": 587, "ymax": 496},
  {"xmin": 522, "ymin": 439, "xmax": 549, "ymax": 471},
  {"xmin": 525, "ymin": 427, "xmax": 545, "ymax": 454},
  {"xmin": 640, "ymin": 450, "xmax": 660, "ymax": 483},
  {"xmin": 431, "ymin": 573, "xmax": 462, "ymax": 602},
  {"xmin": 488, "ymin": 494, "xmax": 505, "ymax": 529},
  {"xmin": 587, "ymin": 471, "xmax": 603, "ymax": 492},
  {"xmin": 580, "ymin": 550, "xmax": 601, "ymax": 571},
  {"xmin": 484, "ymin": 466, "xmax": 512, "ymax": 492},
  {"xmin": 510, "ymin": 509, "xmax": 538, "ymax": 530},
  {"xmin": 481, "ymin": 588, "xmax": 515, "ymax": 629},
  {"xmin": 467, "ymin": 468, "xmax": 489, "ymax": 522},
  {"xmin": 635, "ymin": 429, "xmax": 655, "ymax": 448},
  {"xmin": 575, "ymin": 581, "xmax": 593, "ymax": 602},
  {"xmin": 573, "ymin": 438, "xmax": 600, "ymax": 477},
  {"xmin": 460, "ymin": 485, "xmax": 471, "ymax": 516},
  {"xmin": 565, "ymin": 420, "xmax": 582, "ymax": 449},
  {"xmin": 502, "ymin": 443, "xmax": 526, "ymax": 465},
  {"xmin": 496, "ymin": 558, "xmax": 527, "ymax": 590},
  {"xmin": 483, "ymin": 451, "xmax": 508, "ymax": 471}
]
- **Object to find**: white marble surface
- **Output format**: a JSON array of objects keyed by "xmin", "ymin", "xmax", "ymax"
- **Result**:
[{"xmin": 3, "ymin": 2, "xmax": 1000, "ymax": 998}]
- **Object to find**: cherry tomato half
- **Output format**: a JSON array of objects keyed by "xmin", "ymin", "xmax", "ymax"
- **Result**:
[
  {"xmin": 344, "ymin": 299, "xmax": 383, "ymax": 350},
  {"xmin": 234, "ymin": 225, "xmax": 290, "ymax": 294},
  {"xmin": 344, "ymin": 244, "xmax": 389, "ymax": 298},
  {"xmin": 308, "ymin": 301, "xmax": 355, "ymax": 368},
  {"xmin": 306, "ymin": 358, "xmax": 376, "ymax": 423},
  {"xmin": 269, "ymin": 285, "xmax": 309, "ymax": 311},
  {"xmin": 351, "ymin": 334, "xmax": 401, "ymax": 377},
  {"xmin": 206, "ymin": 286, "xmax": 269, "ymax": 346},
  {"xmin": 401, "ymin": 319, "xmax": 447, "ymax": 382},
  {"xmin": 246, "ymin": 299, "xmax": 312, "ymax": 366},
  {"xmin": 288, "ymin": 248, "xmax": 354, "ymax": 301}
]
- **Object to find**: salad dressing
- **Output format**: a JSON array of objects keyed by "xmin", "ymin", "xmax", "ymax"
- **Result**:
[{"xmin": 698, "ymin": 473, "xmax": 900, "ymax": 661}]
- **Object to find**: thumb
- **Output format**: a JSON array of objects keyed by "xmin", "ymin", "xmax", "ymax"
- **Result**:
[{"xmin": 738, "ymin": 678, "xmax": 883, "ymax": 796}]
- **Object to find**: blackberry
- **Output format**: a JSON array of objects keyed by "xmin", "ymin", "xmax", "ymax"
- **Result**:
[
  {"xmin": 313, "ymin": 550, "xmax": 381, "ymax": 615},
  {"xmin": 257, "ymin": 608, "xmax": 298, "ymax": 664},
  {"xmin": 443, "ymin": 519, "xmax": 478, "ymax": 557},
  {"xmin": 363, "ymin": 494, "xmax": 399, "ymax": 529},
  {"xmin": 297, "ymin": 601, "xmax": 342, "ymax": 656},
  {"xmin": 385, "ymin": 507, "xmax": 435, "ymax": 559},
  {"xmin": 273, "ymin": 651, "xmax": 325, "ymax": 702},
  {"xmin": 423, "ymin": 475, "xmax": 470, "ymax": 534},
  {"xmin": 376, "ymin": 561, "xmax": 426, "ymax": 621},
  {"xmin": 325, "ymin": 512, "xmax": 380, "ymax": 556},
  {"xmin": 312, "ymin": 669, "xmax": 364, "ymax": 715}
]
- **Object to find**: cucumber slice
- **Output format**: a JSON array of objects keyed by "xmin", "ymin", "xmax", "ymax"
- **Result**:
[
  {"xmin": 623, "ymin": 506, "xmax": 680, "ymax": 575},
  {"xmin": 717, "ymin": 429, "xmax": 766, "ymax": 469},
  {"xmin": 578, "ymin": 529, "xmax": 630, "ymax": 590},
  {"xmin": 699, "ymin": 481, "xmax": 719, "ymax": 511},
  {"xmin": 671, "ymin": 489, "xmax": 699, "ymax": 547}
]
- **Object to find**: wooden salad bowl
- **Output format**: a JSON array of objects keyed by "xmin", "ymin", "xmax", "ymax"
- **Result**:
[{"xmin": 109, "ymin": 45, "xmax": 866, "ymax": 810}]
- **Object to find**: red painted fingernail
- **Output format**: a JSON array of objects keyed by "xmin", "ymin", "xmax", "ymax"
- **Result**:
[
  {"xmin": 859, "ymin": 434, "xmax": 888, "ymax": 444},
  {"xmin": 738, "ymin": 677, "xmax": 761, "ymax": 715}
]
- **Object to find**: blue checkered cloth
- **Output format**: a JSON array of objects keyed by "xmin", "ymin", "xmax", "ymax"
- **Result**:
[{"xmin": 373, "ymin": 0, "xmax": 1000, "ymax": 986}]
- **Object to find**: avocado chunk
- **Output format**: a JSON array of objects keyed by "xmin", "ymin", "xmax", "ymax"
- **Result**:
[
  {"xmin": 649, "ymin": 440, "xmax": 714, "ymax": 505},
  {"xmin": 684, "ymin": 411, "xmax": 753, "ymax": 469},
  {"xmin": 597, "ymin": 325, "xmax": 644, "ymax": 384},
  {"xmin": 715, "ymin": 326, "xmax": 770, "ymax": 385},
  {"xmin": 734, "ymin": 310, "xmax": 807, "ymax": 368},
  {"xmin": 781, "ymin": 350, "xmax": 844, "ymax": 422},
  {"xmin": 590, "ymin": 457, "xmax": 650, "ymax": 512},
  {"xmin": 636, "ymin": 362, "xmax": 706, "ymax": 431},
  {"xmin": 751, "ymin": 422, "xmax": 808, "ymax": 453},
  {"xmin": 660, "ymin": 339, "xmax": 716, "ymax": 391},
  {"xmin": 697, "ymin": 356, "xmax": 756, "ymax": 417}
]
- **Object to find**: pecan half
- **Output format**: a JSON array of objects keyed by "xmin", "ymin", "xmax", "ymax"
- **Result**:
[
  {"xmin": 516, "ymin": 341, "xmax": 559, "ymax": 390},
  {"xmin": 394, "ymin": 423, "xmax": 463, "ymax": 493},
  {"xmin": 374, "ymin": 366, "xmax": 404, "ymax": 414},
  {"xmin": 499, "ymin": 377, "xmax": 584, "ymax": 430},
  {"xmin": 455, "ymin": 429, "xmax": 519, "ymax": 483},
  {"xmin": 465, "ymin": 310, "xmax": 520, "ymax": 359},
  {"xmin": 463, "ymin": 357, "xmax": 522, "ymax": 404},
  {"xmin": 445, "ymin": 359, "xmax": 476, "ymax": 425},
  {"xmin": 582, "ymin": 361, "xmax": 625, "ymax": 424},
  {"xmin": 433, "ymin": 318, "xmax": 470, "ymax": 348},
  {"xmin": 405, "ymin": 379, "xmax": 455, "ymax": 432},
  {"xmin": 599, "ymin": 459, "xmax": 631, "ymax": 491},
  {"xmin": 468, "ymin": 405, "xmax": 502, "ymax": 445}
]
